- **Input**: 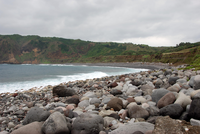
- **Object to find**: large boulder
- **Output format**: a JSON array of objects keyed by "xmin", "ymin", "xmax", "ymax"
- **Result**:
[
  {"xmin": 159, "ymin": 104, "xmax": 184, "ymax": 119},
  {"xmin": 128, "ymin": 105, "xmax": 149, "ymax": 119},
  {"xmin": 107, "ymin": 98, "xmax": 123, "ymax": 111},
  {"xmin": 11, "ymin": 122, "xmax": 43, "ymax": 134},
  {"xmin": 174, "ymin": 92, "xmax": 192, "ymax": 109},
  {"xmin": 42, "ymin": 112, "xmax": 71, "ymax": 134},
  {"xmin": 151, "ymin": 88, "xmax": 169, "ymax": 103},
  {"xmin": 53, "ymin": 85, "xmax": 77, "ymax": 97},
  {"xmin": 157, "ymin": 92, "xmax": 176, "ymax": 109},
  {"xmin": 23, "ymin": 107, "xmax": 51, "ymax": 125},
  {"xmin": 189, "ymin": 98, "xmax": 200, "ymax": 120},
  {"xmin": 109, "ymin": 122, "xmax": 154, "ymax": 134},
  {"xmin": 193, "ymin": 75, "xmax": 200, "ymax": 90},
  {"xmin": 72, "ymin": 113, "xmax": 104, "ymax": 134}
]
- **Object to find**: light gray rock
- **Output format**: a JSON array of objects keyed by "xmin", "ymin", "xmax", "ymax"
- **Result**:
[
  {"xmin": 109, "ymin": 122, "xmax": 154, "ymax": 134},
  {"xmin": 174, "ymin": 92, "xmax": 192, "ymax": 109},
  {"xmin": 78, "ymin": 100, "xmax": 90, "ymax": 109},
  {"xmin": 90, "ymin": 98, "xmax": 101, "ymax": 105},
  {"xmin": 190, "ymin": 118, "xmax": 200, "ymax": 126},
  {"xmin": 151, "ymin": 88, "xmax": 169, "ymax": 103},
  {"xmin": 189, "ymin": 76, "xmax": 195, "ymax": 87},
  {"xmin": 193, "ymin": 75, "xmax": 200, "ymax": 90},
  {"xmin": 42, "ymin": 112, "xmax": 71, "ymax": 134}
]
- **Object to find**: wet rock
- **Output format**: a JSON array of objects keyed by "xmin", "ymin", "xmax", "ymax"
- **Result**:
[
  {"xmin": 157, "ymin": 92, "xmax": 176, "ymax": 109},
  {"xmin": 53, "ymin": 85, "xmax": 76, "ymax": 97},
  {"xmin": 151, "ymin": 88, "xmax": 169, "ymax": 103},
  {"xmin": 188, "ymin": 98, "xmax": 200, "ymax": 120},
  {"xmin": 11, "ymin": 121, "xmax": 43, "ymax": 134},
  {"xmin": 159, "ymin": 104, "xmax": 184, "ymax": 119},
  {"xmin": 109, "ymin": 122, "xmax": 154, "ymax": 134},
  {"xmin": 72, "ymin": 113, "xmax": 104, "ymax": 134},
  {"xmin": 42, "ymin": 112, "xmax": 71, "ymax": 134},
  {"xmin": 128, "ymin": 105, "xmax": 149, "ymax": 119},
  {"xmin": 23, "ymin": 107, "xmax": 50, "ymax": 125},
  {"xmin": 107, "ymin": 98, "xmax": 123, "ymax": 111}
]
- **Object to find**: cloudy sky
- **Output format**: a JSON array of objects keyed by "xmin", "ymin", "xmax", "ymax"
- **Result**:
[{"xmin": 0, "ymin": 0, "xmax": 199, "ymax": 46}]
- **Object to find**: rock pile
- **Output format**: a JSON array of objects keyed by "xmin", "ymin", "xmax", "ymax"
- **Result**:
[{"xmin": 1, "ymin": 66, "xmax": 200, "ymax": 134}]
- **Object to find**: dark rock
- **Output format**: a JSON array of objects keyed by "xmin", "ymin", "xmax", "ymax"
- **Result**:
[
  {"xmin": 53, "ymin": 85, "xmax": 77, "ymax": 97},
  {"xmin": 133, "ymin": 131, "xmax": 144, "ymax": 134},
  {"xmin": 66, "ymin": 97, "xmax": 80, "ymax": 105},
  {"xmin": 146, "ymin": 116, "xmax": 162, "ymax": 124},
  {"xmin": 64, "ymin": 109, "xmax": 74, "ymax": 118},
  {"xmin": 23, "ymin": 107, "xmax": 50, "ymax": 125},
  {"xmin": 128, "ymin": 105, "xmax": 149, "ymax": 119},
  {"xmin": 107, "ymin": 113, "xmax": 120, "ymax": 120},
  {"xmin": 131, "ymin": 79, "xmax": 142, "ymax": 86},
  {"xmin": 10, "ymin": 121, "xmax": 43, "ymax": 134},
  {"xmin": 159, "ymin": 104, "xmax": 184, "ymax": 119},
  {"xmin": 189, "ymin": 98, "xmax": 200, "ymax": 120},
  {"xmin": 107, "ymin": 98, "xmax": 123, "ymax": 111},
  {"xmin": 180, "ymin": 112, "xmax": 190, "ymax": 122},
  {"xmin": 151, "ymin": 88, "xmax": 169, "ymax": 103},
  {"xmin": 42, "ymin": 112, "xmax": 71, "ymax": 134},
  {"xmin": 164, "ymin": 70, "xmax": 172, "ymax": 76},
  {"xmin": 168, "ymin": 77, "xmax": 179, "ymax": 85},
  {"xmin": 146, "ymin": 105, "xmax": 159, "ymax": 116},
  {"xmin": 157, "ymin": 92, "xmax": 176, "ymax": 108},
  {"xmin": 110, "ymin": 89, "xmax": 122, "ymax": 96},
  {"xmin": 72, "ymin": 113, "xmax": 104, "ymax": 134}
]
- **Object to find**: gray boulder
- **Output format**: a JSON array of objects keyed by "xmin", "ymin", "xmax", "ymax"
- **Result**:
[
  {"xmin": 72, "ymin": 113, "xmax": 104, "ymax": 134},
  {"xmin": 128, "ymin": 105, "xmax": 149, "ymax": 119},
  {"xmin": 42, "ymin": 112, "xmax": 71, "ymax": 134},
  {"xmin": 23, "ymin": 107, "xmax": 50, "ymax": 125},
  {"xmin": 193, "ymin": 75, "xmax": 200, "ymax": 90},
  {"xmin": 151, "ymin": 88, "xmax": 169, "ymax": 103}
]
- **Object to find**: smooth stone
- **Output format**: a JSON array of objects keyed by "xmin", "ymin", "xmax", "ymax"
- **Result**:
[
  {"xmin": 126, "ymin": 97, "xmax": 136, "ymax": 103},
  {"xmin": 193, "ymin": 92, "xmax": 200, "ymax": 99},
  {"xmin": 11, "ymin": 122, "xmax": 43, "ymax": 134},
  {"xmin": 128, "ymin": 105, "xmax": 149, "ymax": 119},
  {"xmin": 151, "ymin": 88, "xmax": 169, "ymax": 103},
  {"xmin": 78, "ymin": 100, "xmax": 90, "ymax": 109},
  {"xmin": 108, "ymin": 82, "xmax": 118, "ymax": 88},
  {"xmin": 190, "ymin": 118, "xmax": 200, "ymax": 126},
  {"xmin": 103, "ymin": 116, "xmax": 117, "ymax": 128},
  {"xmin": 53, "ymin": 85, "xmax": 77, "ymax": 97},
  {"xmin": 157, "ymin": 92, "xmax": 176, "ymax": 109},
  {"xmin": 83, "ymin": 91, "xmax": 97, "ymax": 98},
  {"xmin": 109, "ymin": 122, "xmax": 154, "ymax": 134},
  {"xmin": 177, "ymin": 78, "xmax": 187, "ymax": 84},
  {"xmin": 42, "ymin": 112, "xmax": 71, "ymax": 134},
  {"xmin": 0, "ymin": 131, "xmax": 9, "ymax": 134},
  {"xmin": 72, "ymin": 113, "xmax": 104, "ymax": 134},
  {"xmin": 190, "ymin": 89, "xmax": 200, "ymax": 98},
  {"xmin": 168, "ymin": 77, "xmax": 179, "ymax": 85},
  {"xmin": 107, "ymin": 98, "xmax": 123, "ymax": 111},
  {"xmin": 8, "ymin": 122, "xmax": 15, "ymax": 129},
  {"xmin": 102, "ymin": 97, "xmax": 111, "ymax": 104},
  {"xmin": 134, "ymin": 96, "xmax": 147, "ymax": 104},
  {"xmin": 146, "ymin": 105, "xmax": 160, "ymax": 116},
  {"xmin": 23, "ymin": 107, "xmax": 50, "ymax": 125},
  {"xmin": 193, "ymin": 75, "xmax": 200, "ymax": 90},
  {"xmin": 188, "ymin": 98, "xmax": 200, "ymax": 120},
  {"xmin": 142, "ymin": 89, "xmax": 153, "ymax": 96},
  {"xmin": 85, "ymin": 105, "xmax": 95, "ymax": 111},
  {"xmin": 110, "ymin": 89, "xmax": 122, "ymax": 96},
  {"xmin": 80, "ymin": 96, "xmax": 89, "ymax": 101},
  {"xmin": 64, "ymin": 109, "xmax": 74, "ymax": 118},
  {"xmin": 66, "ymin": 97, "xmax": 80, "ymax": 105},
  {"xmin": 99, "ymin": 110, "xmax": 116, "ymax": 117},
  {"xmin": 159, "ymin": 104, "xmax": 184, "ymax": 119},
  {"xmin": 174, "ymin": 92, "xmax": 192, "ymax": 109},
  {"xmin": 189, "ymin": 76, "xmax": 195, "ymax": 87},
  {"xmin": 90, "ymin": 98, "xmax": 101, "ymax": 105},
  {"xmin": 167, "ymin": 83, "xmax": 181, "ymax": 92}
]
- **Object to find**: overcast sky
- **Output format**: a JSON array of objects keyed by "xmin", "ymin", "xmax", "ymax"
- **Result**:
[{"xmin": 0, "ymin": 0, "xmax": 199, "ymax": 46}]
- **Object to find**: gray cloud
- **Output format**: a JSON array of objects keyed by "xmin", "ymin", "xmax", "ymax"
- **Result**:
[{"xmin": 0, "ymin": 0, "xmax": 200, "ymax": 46}]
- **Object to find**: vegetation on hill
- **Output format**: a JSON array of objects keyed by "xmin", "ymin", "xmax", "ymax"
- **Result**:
[{"xmin": 0, "ymin": 34, "xmax": 200, "ymax": 69}]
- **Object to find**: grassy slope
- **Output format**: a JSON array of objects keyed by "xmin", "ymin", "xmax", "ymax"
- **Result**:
[{"xmin": 0, "ymin": 34, "xmax": 200, "ymax": 69}]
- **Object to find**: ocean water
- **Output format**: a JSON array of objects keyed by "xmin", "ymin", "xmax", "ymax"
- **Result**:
[{"xmin": 0, "ymin": 64, "xmax": 148, "ymax": 93}]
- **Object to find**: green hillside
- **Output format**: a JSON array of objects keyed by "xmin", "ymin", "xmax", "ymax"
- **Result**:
[{"xmin": 0, "ymin": 34, "xmax": 200, "ymax": 69}]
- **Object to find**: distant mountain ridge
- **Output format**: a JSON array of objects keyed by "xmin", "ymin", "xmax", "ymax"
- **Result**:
[{"xmin": 0, "ymin": 34, "xmax": 200, "ymax": 68}]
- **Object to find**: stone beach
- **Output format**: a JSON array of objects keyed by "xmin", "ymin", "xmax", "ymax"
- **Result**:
[{"xmin": 1, "ymin": 62, "xmax": 200, "ymax": 134}]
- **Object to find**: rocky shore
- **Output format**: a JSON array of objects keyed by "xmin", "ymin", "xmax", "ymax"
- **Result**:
[{"xmin": 1, "ymin": 63, "xmax": 200, "ymax": 134}]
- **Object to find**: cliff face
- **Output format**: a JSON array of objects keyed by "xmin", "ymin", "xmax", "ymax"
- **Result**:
[{"xmin": 0, "ymin": 34, "xmax": 200, "ymax": 65}]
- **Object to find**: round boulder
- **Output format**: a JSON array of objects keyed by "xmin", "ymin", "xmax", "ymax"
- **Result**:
[
  {"xmin": 128, "ymin": 105, "xmax": 149, "ymax": 119},
  {"xmin": 188, "ymin": 98, "xmax": 200, "ymax": 120},
  {"xmin": 107, "ymin": 98, "xmax": 123, "ymax": 111},
  {"xmin": 151, "ymin": 88, "xmax": 169, "ymax": 103},
  {"xmin": 157, "ymin": 92, "xmax": 176, "ymax": 109}
]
